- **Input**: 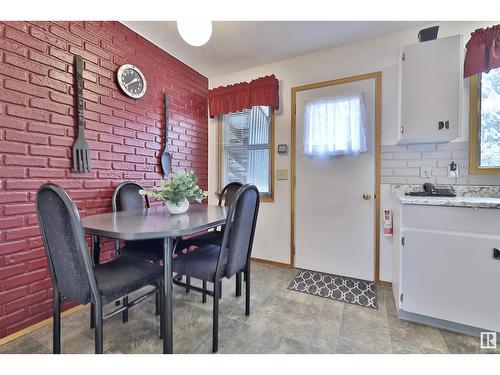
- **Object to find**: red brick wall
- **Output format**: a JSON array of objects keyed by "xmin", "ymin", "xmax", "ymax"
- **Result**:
[{"xmin": 0, "ymin": 21, "xmax": 208, "ymax": 338}]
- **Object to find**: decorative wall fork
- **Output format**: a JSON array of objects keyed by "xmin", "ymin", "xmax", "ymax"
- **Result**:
[{"xmin": 72, "ymin": 55, "xmax": 92, "ymax": 173}]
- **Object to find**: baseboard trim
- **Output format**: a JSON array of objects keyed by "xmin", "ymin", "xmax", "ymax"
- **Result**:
[
  {"xmin": 377, "ymin": 280, "xmax": 392, "ymax": 288},
  {"xmin": 251, "ymin": 257, "xmax": 292, "ymax": 268},
  {"xmin": 398, "ymin": 309, "xmax": 500, "ymax": 341},
  {"xmin": 0, "ymin": 304, "xmax": 85, "ymax": 347}
]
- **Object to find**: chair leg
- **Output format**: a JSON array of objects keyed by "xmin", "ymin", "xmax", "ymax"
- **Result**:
[
  {"xmin": 90, "ymin": 303, "xmax": 95, "ymax": 329},
  {"xmin": 53, "ymin": 291, "xmax": 61, "ymax": 354},
  {"xmin": 202, "ymin": 280, "xmax": 207, "ymax": 303},
  {"xmin": 185, "ymin": 276, "xmax": 191, "ymax": 293},
  {"xmin": 212, "ymin": 280, "xmax": 220, "ymax": 353},
  {"xmin": 122, "ymin": 296, "xmax": 129, "ymax": 323},
  {"xmin": 155, "ymin": 290, "xmax": 160, "ymax": 316},
  {"xmin": 219, "ymin": 281, "xmax": 222, "ymax": 300},
  {"xmin": 245, "ymin": 268, "xmax": 250, "ymax": 316},
  {"xmin": 94, "ymin": 302, "xmax": 103, "ymax": 354},
  {"xmin": 235, "ymin": 272, "xmax": 242, "ymax": 297}
]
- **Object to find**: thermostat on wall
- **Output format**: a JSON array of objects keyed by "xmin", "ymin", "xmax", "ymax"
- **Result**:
[{"xmin": 277, "ymin": 144, "xmax": 288, "ymax": 155}]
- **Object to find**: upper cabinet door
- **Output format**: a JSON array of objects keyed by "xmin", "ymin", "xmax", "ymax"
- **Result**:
[{"xmin": 398, "ymin": 35, "xmax": 462, "ymax": 144}]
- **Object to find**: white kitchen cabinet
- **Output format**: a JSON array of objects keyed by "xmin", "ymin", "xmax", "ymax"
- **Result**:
[
  {"xmin": 402, "ymin": 229, "xmax": 500, "ymax": 332},
  {"xmin": 393, "ymin": 202, "xmax": 500, "ymax": 333},
  {"xmin": 397, "ymin": 35, "xmax": 462, "ymax": 144}
]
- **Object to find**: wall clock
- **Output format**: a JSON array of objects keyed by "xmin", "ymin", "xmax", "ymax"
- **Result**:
[{"xmin": 117, "ymin": 64, "xmax": 147, "ymax": 99}]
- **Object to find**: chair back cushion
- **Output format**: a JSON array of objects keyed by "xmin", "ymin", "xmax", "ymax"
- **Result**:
[
  {"xmin": 36, "ymin": 184, "xmax": 93, "ymax": 303},
  {"xmin": 219, "ymin": 182, "xmax": 243, "ymax": 206},
  {"xmin": 113, "ymin": 182, "xmax": 149, "ymax": 211},
  {"xmin": 224, "ymin": 185, "xmax": 260, "ymax": 277}
]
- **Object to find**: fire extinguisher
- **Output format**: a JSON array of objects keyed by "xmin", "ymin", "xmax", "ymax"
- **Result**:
[{"xmin": 383, "ymin": 209, "xmax": 393, "ymax": 236}]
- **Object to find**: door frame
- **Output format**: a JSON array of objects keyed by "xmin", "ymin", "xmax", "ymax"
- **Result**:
[{"xmin": 290, "ymin": 71, "xmax": 382, "ymax": 282}]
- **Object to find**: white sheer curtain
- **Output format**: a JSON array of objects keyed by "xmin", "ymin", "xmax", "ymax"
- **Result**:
[{"xmin": 303, "ymin": 92, "xmax": 368, "ymax": 157}]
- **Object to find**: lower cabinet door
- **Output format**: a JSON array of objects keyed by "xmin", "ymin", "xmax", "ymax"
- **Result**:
[{"xmin": 402, "ymin": 230, "xmax": 500, "ymax": 332}]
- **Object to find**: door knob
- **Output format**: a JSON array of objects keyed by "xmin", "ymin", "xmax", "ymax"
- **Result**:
[{"xmin": 362, "ymin": 193, "xmax": 372, "ymax": 200}]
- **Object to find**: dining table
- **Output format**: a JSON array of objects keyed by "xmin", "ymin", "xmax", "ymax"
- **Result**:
[{"xmin": 81, "ymin": 203, "xmax": 228, "ymax": 354}]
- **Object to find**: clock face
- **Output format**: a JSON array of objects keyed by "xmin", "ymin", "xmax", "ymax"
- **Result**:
[{"xmin": 117, "ymin": 64, "xmax": 147, "ymax": 99}]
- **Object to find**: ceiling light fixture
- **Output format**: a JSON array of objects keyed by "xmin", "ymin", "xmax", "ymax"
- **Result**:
[{"xmin": 177, "ymin": 20, "xmax": 212, "ymax": 47}]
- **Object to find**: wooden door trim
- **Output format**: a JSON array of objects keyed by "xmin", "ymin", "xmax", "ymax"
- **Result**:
[{"xmin": 290, "ymin": 72, "xmax": 382, "ymax": 283}]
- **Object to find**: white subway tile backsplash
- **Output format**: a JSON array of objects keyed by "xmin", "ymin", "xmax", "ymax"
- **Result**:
[
  {"xmin": 437, "ymin": 142, "xmax": 468, "ymax": 151},
  {"xmin": 435, "ymin": 177, "xmax": 469, "ymax": 185},
  {"xmin": 431, "ymin": 167, "xmax": 449, "ymax": 177},
  {"xmin": 407, "ymin": 159, "xmax": 437, "ymax": 167},
  {"xmin": 393, "ymin": 168, "xmax": 419, "ymax": 176},
  {"xmin": 407, "ymin": 143, "xmax": 436, "ymax": 152},
  {"xmin": 451, "ymin": 150, "xmax": 468, "ymax": 159},
  {"xmin": 383, "ymin": 160, "xmax": 407, "ymax": 168},
  {"xmin": 422, "ymin": 151, "xmax": 452, "ymax": 159},
  {"xmin": 382, "ymin": 176, "xmax": 407, "ymax": 184},
  {"xmin": 394, "ymin": 152, "xmax": 421, "ymax": 160},
  {"xmin": 380, "ymin": 141, "xmax": 500, "ymax": 186},
  {"xmin": 381, "ymin": 145, "xmax": 407, "ymax": 152}
]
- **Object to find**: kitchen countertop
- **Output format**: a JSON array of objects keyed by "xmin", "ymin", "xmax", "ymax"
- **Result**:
[{"xmin": 398, "ymin": 195, "xmax": 500, "ymax": 209}]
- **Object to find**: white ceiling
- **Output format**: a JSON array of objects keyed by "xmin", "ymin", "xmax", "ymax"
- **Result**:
[{"xmin": 122, "ymin": 21, "xmax": 428, "ymax": 78}]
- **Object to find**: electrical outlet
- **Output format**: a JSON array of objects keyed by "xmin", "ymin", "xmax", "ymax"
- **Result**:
[
  {"xmin": 448, "ymin": 161, "xmax": 459, "ymax": 178},
  {"xmin": 420, "ymin": 166, "xmax": 432, "ymax": 178}
]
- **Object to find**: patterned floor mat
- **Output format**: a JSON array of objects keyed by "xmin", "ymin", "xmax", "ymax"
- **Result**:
[{"xmin": 288, "ymin": 269, "xmax": 377, "ymax": 309}]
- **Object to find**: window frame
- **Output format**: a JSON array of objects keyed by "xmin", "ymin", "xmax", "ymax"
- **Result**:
[
  {"xmin": 217, "ymin": 107, "xmax": 275, "ymax": 202},
  {"xmin": 469, "ymin": 72, "xmax": 500, "ymax": 174}
]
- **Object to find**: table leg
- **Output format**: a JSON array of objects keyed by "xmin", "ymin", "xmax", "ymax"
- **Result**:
[
  {"xmin": 90, "ymin": 235, "xmax": 100, "ymax": 329},
  {"xmin": 162, "ymin": 237, "xmax": 173, "ymax": 354},
  {"xmin": 91, "ymin": 235, "xmax": 101, "ymax": 266}
]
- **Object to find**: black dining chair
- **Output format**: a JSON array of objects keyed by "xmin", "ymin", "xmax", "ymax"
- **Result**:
[
  {"xmin": 189, "ymin": 181, "xmax": 243, "ymax": 248},
  {"xmin": 111, "ymin": 181, "xmax": 192, "ymax": 319},
  {"xmin": 112, "ymin": 181, "xmax": 164, "ymax": 262},
  {"xmin": 112, "ymin": 181, "xmax": 192, "ymax": 260},
  {"xmin": 172, "ymin": 184, "xmax": 260, "ymax": 353},
  {"xmin": 184, "ymin": 181, "xmax": 243, "ymax": 302},
  {"xmin": 36, "ymin": 183, "xmax": 164, "ymax": 354}
]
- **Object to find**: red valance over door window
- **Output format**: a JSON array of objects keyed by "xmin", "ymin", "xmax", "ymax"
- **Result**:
[
  {"xmin": 464, "ymin": 24, "xmax": 500, "ymax": 78},
  {"xmin": 208, "ymin": 75, "xmax": 279, "ymax": 117}
]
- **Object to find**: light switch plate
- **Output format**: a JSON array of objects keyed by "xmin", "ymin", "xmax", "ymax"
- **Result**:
[
  {"xmin": 420, "ymin": 166, "xmax": 432, "ymax": 178},
  {"xmin": 277, "ymin": 169, "xmax": 288, "ymax": 180}
]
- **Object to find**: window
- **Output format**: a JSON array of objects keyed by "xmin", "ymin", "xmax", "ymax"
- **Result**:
[
  {"xmin": 303, "ymin": 93, "xmax": 368, "ymax": 157},
  {"xmin": 219, "ymin": 106, "xmax": 274, "ymax": 201},
  {"xmin": 470, "ymin": 68, "xmax": 500, "ymax": 174}
]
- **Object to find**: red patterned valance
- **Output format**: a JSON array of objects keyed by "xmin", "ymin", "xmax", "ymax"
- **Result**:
[
  {"xmin": 208, "ymin": 75, "xmax": 279, "ymax": 117},
  {"xmin": 464, "ymin": 24, "xmax": 500, "ymax": 78}
]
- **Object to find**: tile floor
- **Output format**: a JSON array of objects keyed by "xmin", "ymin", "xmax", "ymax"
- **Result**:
[{"xmin": 0, "ymin": 262, "xmax": 497, "ymax": 354}]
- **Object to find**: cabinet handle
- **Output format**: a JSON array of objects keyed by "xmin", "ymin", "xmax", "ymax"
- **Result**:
[
  {"xmin": 494, "ymin": 248, "xmax": 500, "ymax": 259},
  {"xmin": 400, "ymin": 126, "xmax": 405, "ymax": 134}
]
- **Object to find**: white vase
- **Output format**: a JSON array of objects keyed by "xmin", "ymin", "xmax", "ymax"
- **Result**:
[{"xmin": 165, "ymin": 198, "xmax": 189, "ymax": 215}]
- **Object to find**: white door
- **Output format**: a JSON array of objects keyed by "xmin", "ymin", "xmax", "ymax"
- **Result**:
[{"xmin": 295, "ymin": 78, "xmax": 376, "ymax": 281}]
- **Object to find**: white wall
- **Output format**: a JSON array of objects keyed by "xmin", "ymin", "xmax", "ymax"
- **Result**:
[{"xmin": 208, "ymin": 21, "xmax": 494, "ymax": 279}]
